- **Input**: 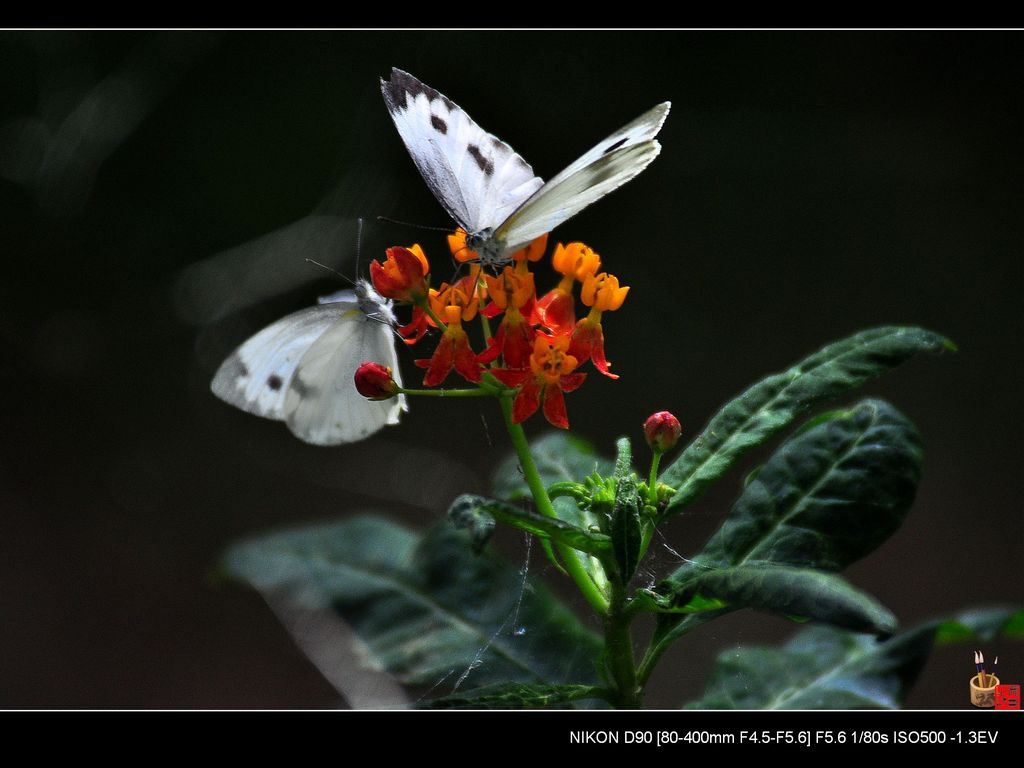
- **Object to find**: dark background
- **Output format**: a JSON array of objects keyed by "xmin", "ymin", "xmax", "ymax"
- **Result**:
[{"xmin": 1, "ymin": 31, "xmax": 1021, "ymax": 709}]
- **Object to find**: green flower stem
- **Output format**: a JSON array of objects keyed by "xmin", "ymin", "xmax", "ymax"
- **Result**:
[
  {"xmin": 498, "ymin": 395, "xmax": 609, "ymax": 616},
  {"xmin": 480, "ymin": 311, "xmax": 493, "ymax": 343},
  {"xmin": 397, "ymin": 387, "xmax": 494, "ymax": 397},
  {"xmin": 647, "ymin": 452, "xmax": 662, "ymax": 506},
  {"xmin": 419, "ymin": 302, "xmax": 448, "ymax": 332},
  {"xmin": 547, "ymin": 482, "xmax": 590, "ymax": 504}
]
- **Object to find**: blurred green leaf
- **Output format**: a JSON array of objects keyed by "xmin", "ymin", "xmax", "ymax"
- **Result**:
[
  {"xmin": 447, "ymin": 494, "xmax": 497, "ymax": 554},
  {"xmin": 685, "ymin": 606, "xmax": 1024, "ymax": 709},
  {"xmin": 419, "ymin": 682, "xmax": 608, "ymax": 710},
  {"xmin": 223, "ymin": 515, "xmax": 602, "ymax": 693},
  {"xmin": 660, "ymin": 326, "xmax": 950, "ymax": 516},
  {"xmin": 933, "ymin": 606, "xmax": 1024, "ymax": 644}
]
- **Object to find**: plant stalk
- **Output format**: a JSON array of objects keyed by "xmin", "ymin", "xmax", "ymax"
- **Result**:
[
  {"xmin": 419, "ymin": 302, "xmax": 448, "ymax": 332},
  {"xmin": 647, "ymin": 452, "xmax": 662, "ymax": 506},
  {"xmin": 498, "ymin": 395, "xmax": 609, "ymax": 615},
  {"xmin": 398, "ymin": 387, "xmax": 494, "ymax": 397},
  {"xmin": 604, "ymin": 580, "xmax": 642, "ymax": 708}
]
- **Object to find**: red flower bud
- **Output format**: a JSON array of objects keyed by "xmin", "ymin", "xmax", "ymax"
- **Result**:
[
  {"xmin": 354, "ymin": 362, "xmax": 400, "ymax": 400},
  {"xmin": 644, "ymin": 411, "xmax": 681, "ymax": 453}
]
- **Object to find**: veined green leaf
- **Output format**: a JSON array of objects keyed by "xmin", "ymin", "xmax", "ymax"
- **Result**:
[
  {"xmin": 652, "ymin": 400, "xmax": 921, "ymax": 650},
  {"xmin": 660, "ymin": 326, "xmax": 950, "ymax": 516},
  {"xmin": 650, "ymin": 564, "xmax": 896, "ymax": 636},
  {"xmin": 669, "ymin": 400, "xmax": 921, "ymax": 576}
]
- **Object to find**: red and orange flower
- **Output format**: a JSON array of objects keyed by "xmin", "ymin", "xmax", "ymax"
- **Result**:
[
  {"xmin": 492, "ymin": 335, "xmax": 587, "ymax": 429},
  {"xmin": 371, "ymin": 244, "xmax": 433, "ymax": 345},
  {"xmin": 368, "ymin": 230, "xmax": 628, "ymax": 429},
  {"xmin": 370, "ymin": 244, "xmax": 429, "ymax": 302},
  {"xmin": 567, "ymin": 271, "xmax": 629, "ymax": 379},
  {"xmin": 533, "ymin": 242, "xmax": 601, "ymax": 335},
  {"xmin": 477, "ymin": 265, "xmax": 536, "ymax": 369},
  {"xmin": 416, "ymin": 272, "xmax": 481, "ymax": 386}
]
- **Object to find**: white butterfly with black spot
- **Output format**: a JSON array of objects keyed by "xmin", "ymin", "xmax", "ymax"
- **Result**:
[
  {"xmin": 210, "ymin": 280, "xmax": 407, "ymax": 445},
  {"xmin": 381, "ymin": 68, "xmax": 670, "ymax": 269}
]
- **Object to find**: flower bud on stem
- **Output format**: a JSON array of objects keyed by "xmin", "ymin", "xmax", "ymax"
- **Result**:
[{"xmin": 643, "ymin": 411, "xmax": 681, "ymax": 505}]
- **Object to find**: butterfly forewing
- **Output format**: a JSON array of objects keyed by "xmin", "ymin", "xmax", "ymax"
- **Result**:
[{"xmin": 381, "ymin": 68, "xmax": 543, "ymax": 234}]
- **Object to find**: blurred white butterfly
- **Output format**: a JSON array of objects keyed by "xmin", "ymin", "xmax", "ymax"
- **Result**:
[
  {"xmin": 210, "ymin": 279, "xmax": 407, "ymax": 445},
  {"xmin": 381, "ymin": 68, "xmax": 671, "ymax": 268}
]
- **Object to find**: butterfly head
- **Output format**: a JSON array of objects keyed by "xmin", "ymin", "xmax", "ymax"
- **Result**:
[
  {"xmin": 354, "ymin": 279, "xmax": 397, "ymax": 325},
  {"xmin": 463, "ymin": 228, "xmax": 515, "ymax": 271}
]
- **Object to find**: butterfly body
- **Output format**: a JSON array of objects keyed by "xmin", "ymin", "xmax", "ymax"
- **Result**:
[
  {"xmin": 462, "ymin": 227, "xmax": 504, "ymax": 269},
  {"xmin": 211, "ymin": 278, "xmax": 407, "ymax": 445},
  {"xmin": 381, "ymin": 68, "xmax": 670, "ymax": 267}
]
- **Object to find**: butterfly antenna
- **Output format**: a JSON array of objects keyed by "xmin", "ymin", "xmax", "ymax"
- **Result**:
[
  {"xmin": 305, "ymin": 258, "xmax": 355, "ymax": 285},
  {"xmin": 355, "ymin": 217, "xmax": 364, "ymax": 275},
  {"xmin": 447, "ymin": 261, "xmax": 469, "ymax": 286},
  {"xmin": 376, "ymin": 215, "xmax": 452, "ymax": 233}
]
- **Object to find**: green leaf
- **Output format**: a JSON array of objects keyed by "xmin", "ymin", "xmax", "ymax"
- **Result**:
[
  {"xmin": 652, "ymin": 400, "xmax": 921, "ymax": 650},
  {"xmin": 609, "ymin": 437, "xmax": 643, "ymax": 582},
  {"xmin": 610, "ymin": 486, "xmax": 642, "ymax": 584},
  {"xmin": 448, "ymin": 494, "xmax": 612, "ymax": 557},
  {"xmin": 685, "ymin": 606, "xmax": 1023, "ymax": 710},
  {"xmin": 650, "ymin": 564, "xmax": 897, "ymax": 636},
  {"xmin": 492, "ymin": 432, "xmax": 614, "ymax": 503},
  {"xmin": 660, "ymin": 326, "xmax": 950, "ymax": 516},
  {"xmin": 670, "ymin": 399, "xmax": 921, "ymax": 577},
  {"xmin": 613, "ymin": 436, "xmax": 633, "ymax": 481},
  {"xmin": 418, "ymin": 682, "xmax": 608, "ymax": 710},
  {"xmin": 223, "ymin": 515, "xmax": 603, "ymax": 692}
]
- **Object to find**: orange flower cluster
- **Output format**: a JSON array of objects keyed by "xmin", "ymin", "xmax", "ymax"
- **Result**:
[{"xmin": 369, "ymin": 231, "xmax": 629, "ymax": 428}]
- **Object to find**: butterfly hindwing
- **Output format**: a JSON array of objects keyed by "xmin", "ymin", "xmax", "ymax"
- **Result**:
[
  {"xmin": 381, "ymin": 68, "xmax": 543, "ymax": 234},
  {"xmin": 494, "ymin": 102, "xmax": 670, "ymax": 252},
  {"xmin": 283, "ymin": 305, "xmax": 406, "ymax": 445},
  {"xmin": 211, "ymin": 286, "xmax": 407, "ymax": 446},
  {"xmin": 211, "ymin": 303, "xmax": 350, "ymax": 421}
]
